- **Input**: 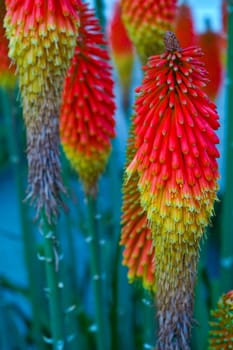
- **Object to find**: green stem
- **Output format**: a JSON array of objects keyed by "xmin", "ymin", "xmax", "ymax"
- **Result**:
[
  {"xmin": 0, "ymin": 88, "xmax": 45, "ymax": 349},
  {"xmin": 61, "ymin": 210, "xmax": 90, "ymax": 350},
  {"xmin": 94, "ymin": 0, "xmax": 106, "ymax": 31},
  {"xmin": 142, "ymin": 292, "xmax": 155, "ymax": 349},
  {"xmin": 40, "ymin": 215, "xmax": 65, "ymax": 350},
  {"xmin": 110, "ymin": 243, "xmax": 120, "ymax": 350},
  {"xmin": 192, "ymin": 260, "xmax": 209, "ymax": 350},
  {"xmin": 86, "ymin": 194, "xmax": 109, "ymax": 350},
  {"xmin": 108, "ymin": 138, "xmax": 135, "ymax": 350},
  {"xmin": 219, "ymin": 0, "xmax": 233, "ymax": 293}
]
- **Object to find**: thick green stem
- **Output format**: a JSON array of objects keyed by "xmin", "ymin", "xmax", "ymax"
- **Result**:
[
  {"xmin": 86, "ymin": 194, "xmax": 109, "ymax": 350},
  {"xmin": 0, "ymin": 88, "xmax": 45, "ymax": 349},
  {"xmin": 40, "ymin": 216, "xmax": 65, "ymax": 350},
  {"xmin": 142, "ymin": 292, "xmax": 156, "ymax": 349},
  {"xmin": 60, "ymin": 164, "xmax": 86, "ymax": 349},
  {"xmin": 219, "ymin": 0, "xmax": 233, "ymax": 293}
]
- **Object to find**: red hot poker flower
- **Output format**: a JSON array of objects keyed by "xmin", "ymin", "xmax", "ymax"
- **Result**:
[
  {"xmin": 60, "ymin": 1, "xmax": 115, "ymax": 195},
  {"xmin": 198, "ymin": 23, "xmax": 223, "ymax": 101},
  {"xmin": 175, "ymin": 3, "xmax": 196, "ymax": 48},
  {"xmin": 4, "ymin": 0, "xmax": 79, "ymax": 105},
  {"xmin": 120, "ymin": 122, "xmax": 155, "ymax": 291},
  {"xmin": 127, "ymin": 32, "xmax": 220, "ymax": 348},
  {"xmin": 108, "ymin": 1, "xmax": 134, "ymax": 98},
  {"xmin": 121, "ymin": 0, "xmax": 177, "ymax": 63}
]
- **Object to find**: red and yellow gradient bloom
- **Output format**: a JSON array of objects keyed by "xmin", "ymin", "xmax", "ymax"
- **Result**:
[
  {"xmin": 128, "ymin": 37, "xmax": 219, "ymax": 240},
  {"xmin": 60, "ymin": 1, "xmax": 115, "ymax": 195},
  {"xmin": 0, "ymin": 0, "xmax": 16, "ymax": 89},
  {"xmin": 4, "ymin": 0, "xmax": 79, "ymax": 105},
  {"xmin": 120, "ymin": 122, "xmax": 155, "ymax": 291},
  {"xmin": 175, "ymin": 3, "xmax": 196, "ymax": 48},
  {"xmin": 209, "ymin": 290, "xmax": 233, "ymax": 349},
  {"xmin": 4, "ymin": 0, "xmax": 79, "ymax": 220},
  {"xmin": 198, "ymin": 25, "xmax": 223, "ymax": 101},
  {"xmin": 126, "ymin": 32, "xmax": 219, "ymax": 347},
  {"xmin": 108, "ymin": 1, "xmax": 134, "ymax": 97},
  {"xmin": 121, "ymin": 0, "xmax": 177, "ymax": 63}
]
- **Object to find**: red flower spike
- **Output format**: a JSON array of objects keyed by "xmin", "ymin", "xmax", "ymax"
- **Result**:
[
  {"xmin": 0, "ymin": 0, "xmax": 16, "ymax": 89},
  {"xmin": 108, "ymin": 1, "xmax": 134, "ymax": 99},
  {"xmin": 120, "ymin": 123, "xmax": 155, "ymax": 291},
  {"xmin": 121, "ymin": 0, "xmax": 177, "ymax": 63},
  {"xmin": 60, "ymin": 1, "xmax": 115, "ymax": 195},
  {"xmin": 197, "ymin": 24, "xmax": 223, "ymax": 101},
  {"xmin": 175, "ymin": 3, "xmax": 196, "ymax": 48},
  {"xmin": 209, "ymin": 290, "xmax": 233, "ymax": 349},
  {"xmin": 127, "ymin": 32, "xmax": 219, "ymax": 347}
]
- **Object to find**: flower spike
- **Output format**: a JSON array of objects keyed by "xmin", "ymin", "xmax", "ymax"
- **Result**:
[
  {"xmin": 209, "ymin": 290, "xmax": 233, "ymax": 349},
  {"xmin": 120, "ymin": 121, "xmax": 155, "ymax": 291},
  {"xmin": 0, "ymin": 0, "xmax": 16, "ymax": 89},
  {"xmin": 60, "ymin": 0, "xmax": 115, "ymax": 195},
  {"xmin": 175, "ymin": 3, "xmax": 197, "ymax": 48},
  {"xmin": 197, "ymin": 21, "xmax": 223, "ymax": 101},
  {"xmin": 127, "ymin": 31, "xmax": 220, "ymax": 348},
  {"xmin": 4, "ymin": 0, "xmax": 79, "ymax": 220},
  {"xmin": 108, "ymin": 1, "xmax": 134, "ymax": 102},
  {"xmin": 121, "ymin": 0, "xmax": 177, "ymax": 63}
]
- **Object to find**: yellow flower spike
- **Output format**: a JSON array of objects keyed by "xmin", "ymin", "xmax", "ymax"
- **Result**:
[
  {"xmin": 121, "ymin": 0, "xmax": 177, "ymax": 63},
  {"xmin": 4, "ymin": 0, "xmax": 79, "ymax": 220}
]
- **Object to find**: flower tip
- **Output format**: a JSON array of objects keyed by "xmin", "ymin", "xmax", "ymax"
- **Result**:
[{"xmin": 164, "ymin": 31, "xmax": 181, "ymax": 52}]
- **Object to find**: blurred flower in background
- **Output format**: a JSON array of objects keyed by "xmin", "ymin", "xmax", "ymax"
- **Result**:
[
  {"xmin": 175, "ymin": 2, "xmax": 197, "ymax": 47},
  {"xmin": 198, "ymin": 19, "xmax": 223, "ymax": 101},
  {"xmin": 0, "ymin": 0, "xmax": 16, "ymax": 90},
  {"xmin": 108, "ymin": 1, "xmax": 134, "ymax": 110},
  {"xmin": 121, "ymin": 0, "xmax": 177, "ymax": 63},
  {"xmin": 209, "ymin": 290, "xmax": 233, "ymax": 349}
]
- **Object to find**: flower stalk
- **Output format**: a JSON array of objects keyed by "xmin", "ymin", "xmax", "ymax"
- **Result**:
[
  {"xmin": 40, "ymin": 214, "xmax": 65, "ymax": 350},
  {"xmin": 86, "ymin": 194, "xmax": 109, "ymax": 350},
  {"xmin": 60, "ymin": 3, "xmax": 115, "ymax": 348}
]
